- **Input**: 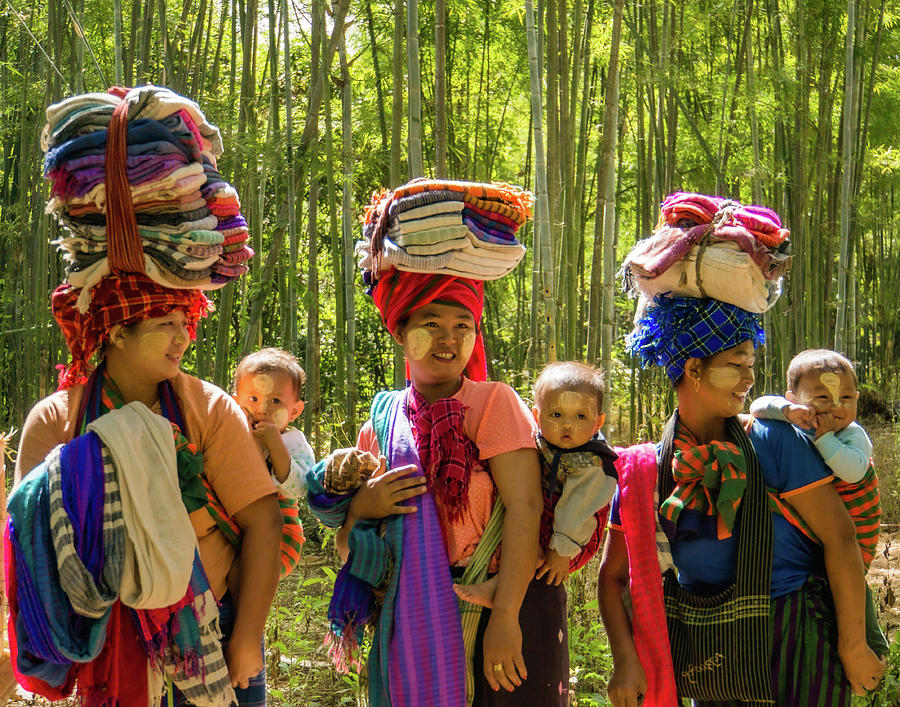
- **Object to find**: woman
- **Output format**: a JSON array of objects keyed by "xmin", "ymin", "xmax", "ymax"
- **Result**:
[
  {"xmin": 13, "ymin": 85, "xmax": 278, "ymax": 705},
  {"xmin": 14, "ymin": 273, "xmax": 282, "ymax": 704},
  {"xmin": 597, "ymin": 295, "xmax": 886, "ymax": 707},
  {"xmin": 307, "ymin": 268, "xmax": 558, "ymax": 706}
]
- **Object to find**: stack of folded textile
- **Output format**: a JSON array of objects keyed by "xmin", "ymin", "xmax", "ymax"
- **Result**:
[
  {"xmin": 356, "ymin": 178, "xmax": 532, "ymax": 283},
  {"xmin": 41, "ymin": 85, "xmax": 252, "ymax": 297},
  {"xmin": 620, "ymin": 192, "xmax": 792, "ymax": 316}
]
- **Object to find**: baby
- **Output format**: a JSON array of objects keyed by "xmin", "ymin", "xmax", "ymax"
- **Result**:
[
  {"xmin": 751, "ymin": 348, "xmax": 871, "ymax": 482},
  {"xmin": 455, "ymin": 361, "xmax": 618, "ymax": 606},
  {"xmin": 233, "ymin": 347, "xmax": 315, "ymax": 498},
  {"xmin": 750, "ymin": 348, "xmax": 888, "ymax": 657}
]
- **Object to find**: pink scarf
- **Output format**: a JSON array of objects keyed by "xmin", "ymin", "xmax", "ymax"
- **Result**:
[
  {"xmin": 408, "ymin": 387, "xmax": 479, "ymax": 527},
  {"xmin": 614, "ymin": 444, "xmax": 678, "ymax": 707}
]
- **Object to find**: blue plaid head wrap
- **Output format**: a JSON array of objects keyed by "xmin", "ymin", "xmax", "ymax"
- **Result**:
[{"xmin": 627, "ymin": 295, "xmax": 765, "ymax": 382}]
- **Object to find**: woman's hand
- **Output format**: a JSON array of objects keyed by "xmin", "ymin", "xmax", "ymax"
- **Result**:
[
  {"xmin": 347, "ymin": 459, "xmax": 427, "ymax": 520},
  {"xmin": 606, "ymin": 653, "xmax": 647, "ymax": 707},
  {"xmin": 838, "ymin": 639, "xmax": 886, "ymax": 695},
  {"xmin": 482, "ymin": 610, "xmax": 526, "ymax": 692},
  {"xmin": 225, "ymin": 633, "xmax": 264, "ymax": 689}
]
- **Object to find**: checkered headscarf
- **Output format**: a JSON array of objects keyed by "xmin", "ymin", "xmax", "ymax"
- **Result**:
[
  {"xmin": 52, "ymin": 273, "xmax": 211, "ymax": 390},
  {"xmin": 627, "ymin": 295, "xmax": 765, "ymax": 382}
]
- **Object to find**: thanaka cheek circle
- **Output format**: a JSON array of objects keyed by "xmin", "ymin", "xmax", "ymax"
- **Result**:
[
  {"xmin": 406, "ymin": 328, "xmax": 432, "ymax": 360},
  {"xmin": 273, "ymin": 408, "xmax": 289, "ymax": 428},
  {"xmin": 460, "ymin": 331, "xmax": 476, "ymax": 363},
  {"xmin": 137, "ymin": 332, "xmax": 170, "ymax": 358},
  {"xmin": 706, "ymin": 366, "xmax": 742, "ymax": 391}
]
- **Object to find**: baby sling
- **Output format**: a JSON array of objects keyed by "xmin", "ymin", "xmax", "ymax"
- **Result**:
[{"xmin": 658, "ymin": 413, "xmax": 774, "ymax": 703}]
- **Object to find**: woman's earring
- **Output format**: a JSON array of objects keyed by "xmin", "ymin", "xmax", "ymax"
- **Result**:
[{"xmin": 693, "ymin": 376, "xmax": 700, "ymax": 393}]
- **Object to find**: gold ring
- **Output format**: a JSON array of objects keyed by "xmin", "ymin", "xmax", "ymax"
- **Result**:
[{"xmin": 492, "ymin": 663, "xmax": 503, "ymax": 671}]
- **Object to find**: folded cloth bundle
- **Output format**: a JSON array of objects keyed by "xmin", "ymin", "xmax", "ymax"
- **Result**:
[
  {"xmin": 629, "ymin": 241, "xmax": 782, "ymax": 316},
  {"xmin": 660, "ymin": 191, "xmax": 790, "ymax": 248},
  {"xmin": 358, "ymin": 178, "xmax": 532, "ymax": 283},
  {"xmin": 621, "ymin": 192, "xmax": 791, "ymax": 315},
  {"xmin": 41, "ymin": 86, "xmax": 252, "ymax": 293}
]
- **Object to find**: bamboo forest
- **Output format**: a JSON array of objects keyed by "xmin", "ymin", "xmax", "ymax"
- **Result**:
[{"xmin": 1, "ymin": 0, "xmax": 900, "ymax": 704}]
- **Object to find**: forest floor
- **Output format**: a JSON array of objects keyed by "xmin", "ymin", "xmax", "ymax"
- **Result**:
[
  {"xmin": 7, "ymin": 421, "xmax": 900, "ymax": 706},
  {"xmin": 869, "ymin": 528, "xmax": 900, "ymax": 639}
]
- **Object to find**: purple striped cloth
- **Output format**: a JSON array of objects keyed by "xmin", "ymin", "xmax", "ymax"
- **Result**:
[{"xmin": 385, "ymin": 391, "xmax": 466, "ymax": 707}]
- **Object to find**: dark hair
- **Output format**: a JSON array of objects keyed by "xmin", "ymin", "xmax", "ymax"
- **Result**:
[
  {"xmin": 533, "ymin": 361, "xmax": 606, "ymax": 410},
  {"xmin": 233, "ymin": 347, "xmax": 306, "ymax": 398},
  {"xmin": 786, "ymin": 348, "xmax": 857, "ymax": 392}
]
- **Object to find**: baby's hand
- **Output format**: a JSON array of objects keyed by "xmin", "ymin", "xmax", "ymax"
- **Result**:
[
  {"xmin": 251, "ymin": 419, "xmax": 283, "ymax": 451},
  {"xmin": 535, "ymin": 549, "xmax": 571, "ymax": 586},
  {"xmin": 782, "ymin": 403, "xmax": 816, "ymax": 430},
  {"xmin": 813, "ymin": 411, "xmax": 838, "ymax": 439}
]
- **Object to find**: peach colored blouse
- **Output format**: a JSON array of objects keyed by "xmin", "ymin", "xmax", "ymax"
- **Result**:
[{"xmin": 356, "ymin": 378, "xmax": 537, "ymax": 568}]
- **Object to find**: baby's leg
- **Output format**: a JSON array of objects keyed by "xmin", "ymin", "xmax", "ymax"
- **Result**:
[{"xmin": 453, "ymin": 576, "xmax": 499, "ymax": 609}]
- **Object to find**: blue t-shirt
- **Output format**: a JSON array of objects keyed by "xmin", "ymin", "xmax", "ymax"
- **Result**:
[{"xmin": 609, "ymin": 419, "xmax": 832, "ymax": 598}]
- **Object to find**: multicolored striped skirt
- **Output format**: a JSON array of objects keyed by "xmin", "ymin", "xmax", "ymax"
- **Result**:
[{"xmin": 693, "ymin": 575, "xmax": 852, "ymax": 707}]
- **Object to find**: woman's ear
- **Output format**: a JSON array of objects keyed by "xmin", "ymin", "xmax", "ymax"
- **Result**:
[
  {"xmin": 682, "ymin": 357, "xmax": 703, "ymax": 387},
  {"xmin": 107, "ymin": 324, "xmax": 126, "ymax": 349},
  {"xmin": 391, "ymin": 326, "xmax": 405, "ymax": 347}
]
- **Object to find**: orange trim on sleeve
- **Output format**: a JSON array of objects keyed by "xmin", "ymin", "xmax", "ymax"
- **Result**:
[
  {"xmin": 779, "ymin": 474, "xmax": 834, "ymax": 499},
  {"xmin": 607, "ymin": 522, "xmax": 625, "ymax": 532}
]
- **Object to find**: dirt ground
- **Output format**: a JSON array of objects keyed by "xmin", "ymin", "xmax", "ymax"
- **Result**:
[{"xmin": 868, "ymin": 527, "xmax": 900, "ymax": 641}]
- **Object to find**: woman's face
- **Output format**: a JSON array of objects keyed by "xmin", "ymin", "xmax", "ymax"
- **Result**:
[
  {"xmin": 108, "ymin": 309, "xmax": 191, "ymax": 383},
  {"xmin": 689, "ymin": 339, "xmax": 756, "ymax": 417},
  {"xmin": 393, "ymin": 302, "xmax": 477, "ymax": 390}
]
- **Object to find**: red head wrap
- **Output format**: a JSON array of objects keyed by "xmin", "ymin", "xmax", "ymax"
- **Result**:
[
  {"xmin": 51, "ymin": 273, "xmax": 211, "ymax": 390},
  {"xmin": 372, "ymin": 269, "xmax": 487, "ymax": 382}
]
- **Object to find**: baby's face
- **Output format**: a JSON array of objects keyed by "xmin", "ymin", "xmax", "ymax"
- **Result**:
[
  {"xmin": 235, "ymin": 371, "xmax": 302, "ymax": 431},
  {"xmin": 792, "ymin": 369, "xmax": 858, "ymax": 432},
  {"xmin": 536, "ymin": 389, "xmax": 602, "ymax": 449}
]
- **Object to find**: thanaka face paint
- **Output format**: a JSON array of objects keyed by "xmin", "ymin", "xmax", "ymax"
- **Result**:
[
  {"xmin": 111, "ymin": 311, "xmax": 191, "ymax": 383},
  {"xmin": 272, "ymin": 408, "xmax": 289, "ymax": 428},
  {"xmin": 398, "ymin": 302, "xmax": 477, "ymax": 399},
  {"xmin": 460, "ymin": 330, "xmax": 476, "ymax": 364},
  {"xmin": 137, "ymin": 331, "xmax": 170, "ymax": 359},
  {"xmin": 791, "ymin": 369, "xmax": 858, "ymax": 432},
  {"xmin": 252, "ymin": 373, "xmax": 275, "ymax": 395},
  {"xmin": 819, "ymin": 371, "xmax": 842, "ymax": 406},
  {"xmin": 235, "ymin": 371, "xmax": 302, "ymax": 431},
  {"xmin": 536, "ymin": 389, "xmax": 602, "ymax": 449},
  {"xmin": 405, "ymin": 327, "xmax": 432, "ymax": 360},
  {"xmin": 691, "ymin": 342, "xmax": 755, "ymax": 416},
  {"xmin": 706, "ymin": 365, "xmax": 742, "ymax": 391}
]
